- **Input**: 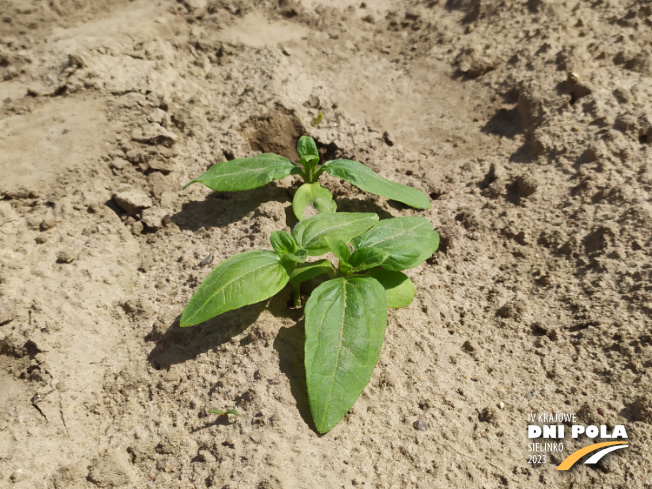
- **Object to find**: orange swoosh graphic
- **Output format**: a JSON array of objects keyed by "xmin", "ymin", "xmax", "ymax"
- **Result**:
[{"xmin": 556, "ymin": 441, "xmax": 628, "ymax": 471}]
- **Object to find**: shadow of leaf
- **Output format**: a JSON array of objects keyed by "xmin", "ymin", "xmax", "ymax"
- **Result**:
[
  {"xmin": 273, "ymin": 319, "xmax": 316, "ymax": 431},
  {"xmin": 147, "ymin": 302, "xmax": 265, "ymax": 369},
  {"xmin": 173, "ymin": 183, "xmax": 292, "ymax": 232}
]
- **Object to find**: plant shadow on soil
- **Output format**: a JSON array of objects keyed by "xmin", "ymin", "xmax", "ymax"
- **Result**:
[
  {"xmin": 147, "ymin": 304, "xmax": 266, "ymax": 370},
  {"xmin": 147, "ymin": 286, "xmax": 316, "ymax": 430},
  {"xmin": 172, "ymin": 183, "xmax": 292, "ymax": 232}
]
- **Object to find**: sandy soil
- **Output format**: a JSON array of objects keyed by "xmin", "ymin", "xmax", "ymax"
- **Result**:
[{"xmin": 1, "ymin": 0, "xmax": 651, "ymax": 487}]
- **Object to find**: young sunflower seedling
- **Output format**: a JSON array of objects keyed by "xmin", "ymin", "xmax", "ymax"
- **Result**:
[
  {"xmin": 183, "ymin": 136, "xmax": 430, "ymax": 220},
  {"xmin": 180, "ymin": 212, "xmax": 439, "ymax": 433}
]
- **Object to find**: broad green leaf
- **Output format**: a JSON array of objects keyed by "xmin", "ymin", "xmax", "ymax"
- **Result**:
[
  {"xmin": 292, "ymin": 183, "xmax": 337, "ymax": 221},
  {"xmin": 283, "ymin": 249, "xmax": 308, "ymax": 264},
  {"xmin": 322, "ymin": 159, "xmax": 430, "ymax": 209},
  {"xmin": 289, "ymin": 259, "xmax": 334, "ymax": 284},
  {"xmin": 270, "ymin": 230, "xmax": 298, "ymax": 256},
  {"xmin": 363, "ymin": 269, "xmax": 414, "ymax": 308},
  {"xmin": 325, "ymin": 236, "xmax": 351, "ymax": 264},
  {"xmin": 297, "ymin": 136, "xmax": 319, "ymax": 160},
  {"xmin": 350, "ymin": 217, "xmax": 439, "ymax": 271},
  {"xmin": 305, "ymin": 277, "xmax": 387, "ymax": 433},
  {"xmin": 180, "ymin": 250, "xmax": 290, "ymax": 327},
  {"xmin": 293, "ymin": 212, "xmax": 378, "ymax": 256},
  {"xmin": 183, "ymin": 154, "xmax": 300, "ymax": 191}
]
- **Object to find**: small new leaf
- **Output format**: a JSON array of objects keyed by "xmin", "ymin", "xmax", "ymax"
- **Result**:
[
  {"xmin": 325, "ymin": 236, "xmax": 351, "ymax": 264},
  {"xmin": 322, "ymin": 159, "xmax": 430, "ymax": 209},
  {"xmin": 183, "ymin": 154, "xmax": 300, "ymax": 192},
  {"xmin": 208, "ymin": 409, "xmax": 241, "ymax": 416},
  {"xmin": 292, "ymin": 212, "xmax": 378, "ymax": 256},
  {"xmin": 270, "ymin": 230, "xmax": 298, "ymax": 256},
  {"xmin": 180, "ymin": 250, "xmax": 290, "ymax": 327},
  {"xmin": 283, "ymin": 249, "xmax": 308, "ymax": 264},
  {"xmin": 350, "ymin": 217, "xmax": 439, "ymax": 271},
  {"xmin": 289, "ymin": 259, "xmax": 334, "ymax": 284},
  {"xmin": 297, "ymin": 136, "xmax": 319, "ymax": 161},
  {"xmin": 293, "ymin": 183, "xmax": 337, "ymax": 221},
  {"xmin": 305, "ymin": 277, "xmax": 387, "ymax": 433}
]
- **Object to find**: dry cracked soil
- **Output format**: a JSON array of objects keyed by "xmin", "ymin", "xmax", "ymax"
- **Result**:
[{"xmin": 1, "ymin": 0, "xmax": 651, "ymax": 488}]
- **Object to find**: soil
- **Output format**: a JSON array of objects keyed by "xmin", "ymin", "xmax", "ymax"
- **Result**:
[{"xmin": 1, "ymin": 0, "xmax": 651, "ymax": 488}]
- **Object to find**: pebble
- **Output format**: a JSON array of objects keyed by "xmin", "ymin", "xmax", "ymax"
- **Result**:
[
  {"xmin": 113, "ymin": 190, "xmax": 152, "ymax": 216},
  {"xmin": 56, "ymin": 249, "xmax": 77, "ymax": 264},
  {"xmin": 0, "ymin": 298, "xmax": 16, "ymax": 326},
  {"xmin": 479, "ymin": 407, "xmax": 497, "ymax": 423},
  {"xmin": 40, "ymin": 213, "xmax": 56, "ymax": 231},
  {"xmin": 412, "ymin": 419, "xmax": 429, "ymax": 431},
  {"xmin": 141, "ymin": 208, "xmax": 166, "ymax": 231},
  {"xmin": 462, "ymin": 339, "xmax": 479, "ymax": 353},
  {"xmin": 131, "ymin": 123, "xmax": 176, "ymax": 145},
  {"xmin": 131, "ymin": 221, "xmax": 144, "ymax": 236},
  {"xmin": 515, "ymin": 174, "xmax": 538, "ymax": 197},
  {"xmin": 10, "ymin": 470, "xmax": 26, "ymax": 482}
]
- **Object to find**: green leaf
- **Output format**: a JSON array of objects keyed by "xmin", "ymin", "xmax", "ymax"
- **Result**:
[
  {"xmin": 363, "ymin": 269, "xmax": 414, "ymax": 308},
  {"xmin": 305, "ymin": 277, "xmax": 387, "ymax": 433},
  {"xmin": 312, "ymin": 111, "xmax": 323, "ymax": 126},
  {"xmin": 289, "ymin": 259, "xmax": 334, "ymax": 284},
  {"xmin": 183, "ymin": 154, "xmax": 300, "ymax": 192},
  {"xmin": 297, "ymin": 136, "xmax": 319, "ymax": 161},
  {"xmin": 283, "ymin": 249, "xmax": 308, "ymax": 264},
  {"xmin": 270, "ymin": 230, "xmax": 298, "ymax": 256},
  {"xmin": 292, "ymin": 212, "xmax": 378, "ymax": 256},
  {"xmin": 325, "ymin": 236, "xmax": 351, "ymax": 264},
  {"xmin": 350, "ymin": 217, "xmax": 439, "ymax": 271},
  {"xmin": 208, "ymin": 409, "xmax": 240, "ymax": 416},
  {"xmin": 321, "ymin": 159, "xmax": 430, "ymax": 209},
  {"xmin": 180, "ymin": 250, "xmax": 290, "ymax": 327},
  {"xmin": 292, "ymin": 183, "xmax": 337, "ymax": 221}
]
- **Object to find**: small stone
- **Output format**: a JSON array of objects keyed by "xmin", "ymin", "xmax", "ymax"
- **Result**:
[
  {"xmin": 412, "ymin": 419, "xmax": 428, "ymax": 431},
  {"xmin": 479, "ymin": 407, "xmax": 497, "ymax": 424},
  {"xmin": 141, "ymin": 208, "xmax": 167, "ymax": 231},
  {"xmin": 515, "ymin": 174, "xmax": 538, "ymax": 197},
  {"xmin": 125, "ymin": 148, "xmax": 148, "ymax": 164},
  {"xmin": 306, "ymin": 95, "xmax": 320, "ymax": 109},
  {"xmin": 147, "ymin": 159, "xmax": 176, "ymax": 173},
  {"xmin": 630, "ymin": 394, "xmax": 652, "ymax": 424},
  {"xmin": 131, "ymin": 221, "xmax": 144, "ymax": 236},
  {"xmin": 10, "ymin": 470, "xmax": 26, "ymax": 482},
  {"xmin": 462, "ymin": 340, "xmax": 479, "ymax": 353},
  {"xmin": 56, "ymin": 249, "xmax": 77, "ymax": 264},
  {"xmin": 0, "ymin": 298, "xmax": 16, "ymax": 326},
  {"xmin": 147, "ymin": 108, "xmax": 167, "ymax": 125},
  {"xmin": 40, "ymin": 213, "xmax": 56, "ymax": 231},
  {"xmin": 113, "ymin": 190, "xmax": 152, "ymax": 216},
  {"xmin": 0, "ymin": 201, "xmax": 19, "ymax": 226},
  {"xmin": 222, "ymin": 438, "xmax": 235, "ymax": 448},
  {"xmin": 110, "ymin": 157, "xmax": 128, "ymax": 171},
  {"xmin": 499, "ymin": 401, "xmax": 505, "ymax": 409},
  {"xmin": 131, "ymin": 123, "xmax": 176, "ymax": 145}
]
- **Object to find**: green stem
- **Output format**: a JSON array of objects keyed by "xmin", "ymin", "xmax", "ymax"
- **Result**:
[{"xmin": 292, "ymin": 282, "xmax": 301, "ymax": 308}]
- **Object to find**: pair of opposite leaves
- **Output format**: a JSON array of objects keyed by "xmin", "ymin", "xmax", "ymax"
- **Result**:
[{"xmin": 183, "ymin": 135, "xmax": 431, "ymax": 221}]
